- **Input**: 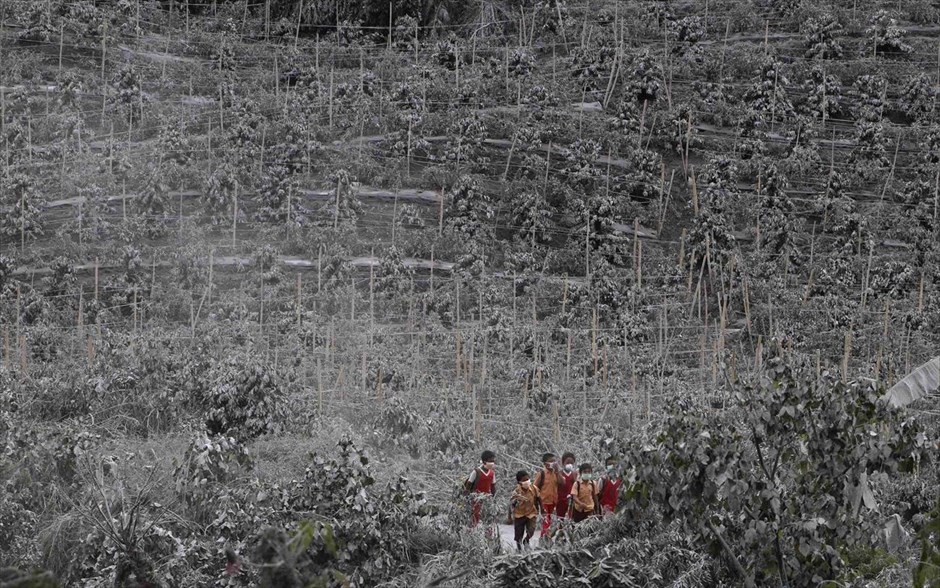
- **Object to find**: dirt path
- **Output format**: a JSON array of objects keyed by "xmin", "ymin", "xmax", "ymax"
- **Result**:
[{"xmin": 497, "ymin": 522, "xmax": 547, "ymax": 551}]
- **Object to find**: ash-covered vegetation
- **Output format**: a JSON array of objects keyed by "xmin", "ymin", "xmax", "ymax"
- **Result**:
[{"xmin": 1, "ymin": 0, "xmax": 939, "ymax": 586}]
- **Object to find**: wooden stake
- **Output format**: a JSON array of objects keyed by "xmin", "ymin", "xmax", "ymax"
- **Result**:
[
  {"xmin": 438, "ymin": 187, "xmax": 444, "ymax": 236},
  {"xmin": 875, "ymin": 299, "xmax": 890, "ymax": 379},
  {"xmin": 317, "ymin": 356, "xmax": 323, "ymax": 414},
  {"xmin": 296, "ymin": 274, "xmax": 302, "ymax": 326},
  {"xmin": 232, "ymin": 183, "xmax": 238, "ymax": 249},
  {"xmin": 328, "ymin": 66, "xmax": 334, "ymax": 128},
  {"xmin": 802, "ymin": 222, "xmax": 817, "ymax": 303},
  {"xmin": 58, "ymin": 23, "xmax": 64, "ymax": 72},
  {"xmin": 295, "ymin": 0, "xmax": 304, "ymax": 49},
  {"xmin": 2, "ymin": 327, "xmax": 9, "ymax": 372},
  {"xmin": 842, "ymin": 330, "xmax": 853, "ymax": 382}
]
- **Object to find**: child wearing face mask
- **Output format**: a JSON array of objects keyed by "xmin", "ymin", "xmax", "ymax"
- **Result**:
[
  {"xmin": 598, "ymin": 456, "xmax": 623, "ymax": 516},
  {"xmin": 465, "ymin": 450, "xmax": 497, "ymax": 527},
  {"xmin": 511, "ymin": 470, "xmax": 541, "ymax": 550},
  {"xmin": 534, "ymin": 453, "xmax": 564, "ymax": 538},
  {"xmin": 568, "ymin": 463, "xmax": 600, "ymax": 522},
  {"xmin": 556, "ymin": 452, "xmax": 577, "ymax": 520}
]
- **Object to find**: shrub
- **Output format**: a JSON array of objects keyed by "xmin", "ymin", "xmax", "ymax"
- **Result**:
[
  {"xmin": 173, "ymin": 432, "xmax": 251, "ymax": 522},
  {"xmin": 623, "ymin": 355, "xmax": 927, "ymax": 586},
  {"xmin": 284, "ymin": 437, "xmax": 427, "ymax": 586},
  {"xmin": 201, "ymin": 353, "xmax": 289, "ymax": 441}
]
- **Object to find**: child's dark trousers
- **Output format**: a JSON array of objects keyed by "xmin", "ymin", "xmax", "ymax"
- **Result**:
[{"xmin": 513, "ymin": 516, "xmax": 537, "ymax": 543}]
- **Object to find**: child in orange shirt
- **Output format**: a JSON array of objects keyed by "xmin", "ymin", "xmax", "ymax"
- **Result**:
[
  {"xmin": 533, "ymin": 452, "xmax": 564, "ymax": 537},
  {"xmin": 511, "ymin": 470, "xmax": 541, "ymax": 550},
  {"xmin": 567, "ymin": 463, "xmax": 600, "ymax": 523}
]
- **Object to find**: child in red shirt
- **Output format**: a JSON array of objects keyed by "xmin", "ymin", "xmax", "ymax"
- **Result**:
[
  {"xmin": 556, "ymin": 452, "xmax": 577, "ymax": 520},
  {"xmin": 598, "ymin": 456, "xmax": 623, "ymax": 516},
  {"xmin": 465, "ymin": 450, "xmax": 496, "ymax": 527}
]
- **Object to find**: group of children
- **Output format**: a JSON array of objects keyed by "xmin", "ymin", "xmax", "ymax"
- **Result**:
[{"xmin": 464, "ymin": 450, "xmax": 623, "ymax": 550}]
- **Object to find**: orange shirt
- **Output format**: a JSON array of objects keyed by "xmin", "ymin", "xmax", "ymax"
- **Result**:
[
  {"xmin": 511, "ymin": 483, "xmax": 541, "ymax": 519},
  {"xmin": 536, "ymin": 467, "xmax": 562, "ymax": 505},
  {"xmin": 570, "ymin": 479, "xmax": 598, "ymax": 513}
]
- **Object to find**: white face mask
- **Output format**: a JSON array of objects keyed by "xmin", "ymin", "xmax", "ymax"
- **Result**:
[
  {"xmin": 521, "ymin": 480, "xmax": 531, "ymax": 488},
  {"xmin": 564, "ymin": 463, "xmax": 574, "ymax": 472}
]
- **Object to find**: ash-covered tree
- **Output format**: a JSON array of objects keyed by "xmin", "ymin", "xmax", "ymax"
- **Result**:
[
  {"xmin": 779, "ymin": 117, "xmax": 822, "ymax": 180},
  {"xmin": 44, "ymin": 257, "xmax": 77, "ymax": 300},
  {"xmin": 899, "ymin": 73, "xmax": 937, "ymax": 124},
  {"xmin": 686, "ymin": 157, "xmax": 738, "ymax": 270},
  {"xmin": 867, "ymin": 9, "xmax": 913, "ymax": 57},
  {"xmin": 97, "ymin": 245, "xmax": 148, "ymax": 323},
  {"xmin": 442, "ymin": 111, "xmax": 489, "ymax": 172},
  {"xmin": 445, "ymin": 175, "xmax": 494, "ymax": 244},
  {"xmin": 135, "ymin": 162, "xmax": 174, "ymax": 237},
  {"xmin": 157, "ymin": 117, "xmax": 192, "ymax": 167},
  {"xmin": 375, "ymin": 245, "xmax": 414, "ymax": 297},
  {"xmin": 509, "ymin": 187, "xmax": 555, "ymax": 246},
  {"xmin": 813, "ymin": 170, "xmax": 852, "ymax": 226},
  {"xmin": 535, "ymin": 0, "xmax": 572, "ymax": 38},
  {"xmin": 666, "ymin": 15, "xmax": 705, "ymax": 55},
  {"xmin": 0, "ymin": 172, "xmax": 44, "ymax": 245},
  {"xmin": 320, "ymin": 169, "xmax": 363, "ymax": 228},
  {"xmin": 802, "ymin": 12, "xmax": 844, "ymax": 59},
  {"xmin": 743, "ymin": 56, "xmax": 794, "ymax": 125},
  {"xmin": 225, "ymin": 97, "xmax": 266, "ymax": 166},
  {"xmin": 810, "ymin": 195, "xmax": 870, "ymax": 300},
  {"xmin": 560, "ymin": 139, "xmax": 604, "ymax": 219},
  {"xmin": 507, "ymin": 48, "xmax": 536, "ymax": 78},
  {"xmin": 625, "ymin": 49, "xmax": 663, "ymax": 104},
  {"xmin": 203, "ymin": 162, "xmax": 240, "ymax": 225},
  {"xmin": 568, "ymin": 44, "xmax": 616, "ymax": 92},
  {"xmin": 897, "ymin": 179, "xmax": 939, "ymax": 268},
  {"xmin": 848, "ymin": 119, "xmax": 890, "ymax": 184},
  {"xmin": 800, "ymin": 67, "xmax": 843, "ymax": 122},
  {"xmin": 109, "ymin": 62, "xmax": 144, "ymax": 125},
  {"xmin": 257, "ymin": 134, "xmax": 309, "ymax": 225},
  {"xmin": 756, "ymin": 164, "xmax": 801, "ymax": 272},
  {"xmin": 852, "ymin": 74, "xmax": 888, "ymax": 122}
]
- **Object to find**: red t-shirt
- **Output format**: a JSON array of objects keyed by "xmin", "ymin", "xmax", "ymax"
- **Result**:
[
  {"xmin": 599, "ymin": 477, "xmax": 622, "ymax": 512},
  {"xmin": 560, "ymin": 470, "xmax": 577, "ymax": 501},
  {"xmin": 473, "ymin": 467, "xmax": 495, "ymax": 494}
]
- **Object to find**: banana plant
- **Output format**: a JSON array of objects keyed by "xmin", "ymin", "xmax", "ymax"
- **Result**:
[{"xmin": 884, "ymin": 356, "xmax": 940, "ymax": 408}]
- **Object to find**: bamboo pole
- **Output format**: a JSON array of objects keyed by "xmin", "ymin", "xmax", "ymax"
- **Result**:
[
  {"xmin": 591, "ymin": 305, "xmax": 598, "ymax": 378},
  {"xmin": 755, "ymin": 335, "xmax": 763, "ymax": 373},
  {"xmin": 296, "ymin": 274, "xmax": 302, "ymax": 326},
  {"xmin": 842, "ymin": 330, "xmax": 853, "ymax": 382},
  {"xmin": 2, "ymin": 327, "xmax": 9, "ymax": 372},
  {"xmin": 802, "ymin": 222, "xmax": 817, "ymax": 303},
  {"xmin": 232, "ymin": 183, "xmax": 238, "ymax": 249},
  {"xmin": 328, "ymin": 66, "xmax": 334, "ymax": 128},
  {"xmin": 58, "ymin": 23, "xmax": 64, "ymax": 72},
  {"xmin": 875, "ymin": 299, "xmax": 890, "ymax": 379},
  {"xmin": 438, "ymin": 188, "xmax": 444, "ymax": 236}
]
